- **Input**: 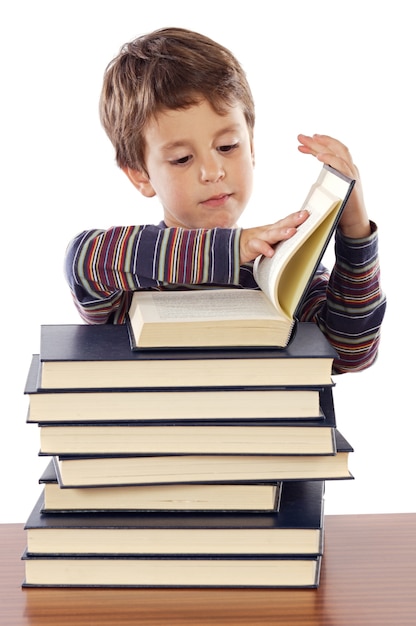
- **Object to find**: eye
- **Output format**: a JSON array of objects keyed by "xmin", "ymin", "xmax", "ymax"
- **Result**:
[
  {"xmin": 217, "ymin": 143, "xmax": 239, "ymax": 154},
  {"xmin": 170, "ymin": 154, "xmax": 193, "ymax": 166}
]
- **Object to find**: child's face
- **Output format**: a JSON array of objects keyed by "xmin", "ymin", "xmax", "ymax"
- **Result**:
[{"xmin": 137, "ymin": 99, "xmax": 254, "ymax": 229}]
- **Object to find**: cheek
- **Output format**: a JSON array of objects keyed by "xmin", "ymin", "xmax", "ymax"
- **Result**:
[
  {"xmin": 238, "ymin": 158, "xmax": 254, "ymax": 197},
  {"xmin": 157, "ymin": 175, "xmax": 193, "ymax": 214},
  {"xmin": 165, "ymin": 179, "xmax": 189, "ymax": 206},
  {"xmin": 151, "ymin": 169, "xmax": 184, "ymax": 200}
]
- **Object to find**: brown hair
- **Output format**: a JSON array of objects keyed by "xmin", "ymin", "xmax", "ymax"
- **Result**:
[{"xmin": 99, "ymin": 27, "xmax": 255, "ymax": 173}]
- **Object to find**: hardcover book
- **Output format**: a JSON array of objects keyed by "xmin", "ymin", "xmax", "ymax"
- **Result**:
[
  {"xmin": 37, "ymin": 322, "xmax": 337, "ymax": 390},
  {"xmin": 25, "ymin": 355, "xmax": 328, "ymax": 423},
  {"xmin": 52, "ymin": 430, "xmax": 353, "ymax": 487},
  {"xmin": 36, "ymin": 383, "xmax": 337, "ymax": 458},
  {"xmin": 38, "ymin": 421, "xmax": 336, "ymax": 456},
  {"xmin": 25, "ymin": 481, "xmax": 324, "ymax": 556},
  {"xmin": 22, "ymin": 552, "xmax": 322, "ymax": 588},
  {"xmin": 39, "ymin": 460, "xmax": 282, "ymax": 513}
]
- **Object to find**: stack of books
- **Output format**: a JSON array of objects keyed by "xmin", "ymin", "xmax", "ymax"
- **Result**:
[
  {"xmin": 21, "ymin": 321, "xmax": 353, "ymax": 589},
  {"xmin": 21, "ymin": 165, "xmax": 356, "ymax": 588}
]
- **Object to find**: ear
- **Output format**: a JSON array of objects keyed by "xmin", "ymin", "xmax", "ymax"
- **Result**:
[{"xmin": 122, "ymin": 166, "xmax": 156, "ymax": 198}]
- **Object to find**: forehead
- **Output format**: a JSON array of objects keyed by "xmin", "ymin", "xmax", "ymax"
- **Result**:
[{"xmin": 144, "ymin": 99, "xmax": 249, "ymax": 148}]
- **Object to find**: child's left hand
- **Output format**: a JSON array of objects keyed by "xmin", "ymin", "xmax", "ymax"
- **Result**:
[{"xmin": 297, "ymin": 134, "xmax": 371, "ymax": 239}]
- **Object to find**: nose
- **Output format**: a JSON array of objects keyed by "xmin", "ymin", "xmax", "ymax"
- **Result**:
[{"xmin": 200, "ymin": 153, "xmax": 225, "ymax": 183}]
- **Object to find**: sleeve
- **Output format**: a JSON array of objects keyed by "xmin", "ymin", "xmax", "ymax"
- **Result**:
[
  {"xmin": 298, "ymin": 222, "xmax": 387, "ymax": 374},
  {"xmin": 64, "ymin": 224, "xmax": 244, "ymax": 324}
]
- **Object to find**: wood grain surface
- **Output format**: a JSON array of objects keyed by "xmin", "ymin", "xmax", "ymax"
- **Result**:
[{"xmin": 1, "ymin": 514, "xmax": 415, "ymax": 625}]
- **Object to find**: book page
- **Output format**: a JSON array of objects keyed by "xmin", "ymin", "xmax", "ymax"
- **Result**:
[
  {"xmin": 136, "ymin": 289, "xmax": 284, "ymax": 323},
  {"xmin": 253, "ymin": 166, "xmax": 352, "ymax": 315},
  {"xmin": 254, "ymin": 187, "xmax": 338, "ymax": 307},
  {"xmin": 276, "ymin": 205, "xmax": 341, "ymax": 317}
]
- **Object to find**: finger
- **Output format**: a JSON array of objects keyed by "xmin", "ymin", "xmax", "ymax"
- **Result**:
[
  {"xmin": 252, "ymin": 228, "xmax": 298, "ymax": 258},
  {"xmin": 297, "ymin": 134, "xmax": 316, "ymax": 155},
  {"xmin": 297, "ymin": 133, "xmax": 325, "ymax": 153},
  {"xmin": 271, "ymin": 210, "xmax": 310, "ymax": 233},
  {"xmin": 265, "ymin": 226, "xmax": 298, "ymax": 244},
  {"xmin": 298, "ymin": 134, "xmax": 358, "ymax": 178},
  {"xmin": 259, "ymin": 219, "xmax": 306, "ymax": 248},
  {"xmin": 298, "ymin": 134, "xmax": 350, "ymax": 161},
  {"xmin": 313, "ymin": 135, "xmax": 351, "ymax": 161}
]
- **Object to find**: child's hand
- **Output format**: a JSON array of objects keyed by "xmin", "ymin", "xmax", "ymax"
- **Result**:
[
  {"xmin": 240, "ymin": 210, "xmax": 310, "ymax": 265},
  {"xmin": 297, "ymin": 134, "xmax": 371, "ymax": 239}
]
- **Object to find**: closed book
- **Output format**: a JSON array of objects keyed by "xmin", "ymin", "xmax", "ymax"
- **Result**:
[
  {"xmin": 22, "ymin": 552, "xmax": 322, "ymax": 588},
  {"xmin": 25, "ymin": 355, "xmax": 328, "ymax": 423},
  {"xmin": 24, "ymin": 481, "xmax": 324, "ymax": 556},
  {"xmin": 37, "ymin": 387, "xmax": 336, "ymax": 456},
  {"xmin": 52, "ymin": 430, "xmax": 353, "ymax": 487},
  {"xmin": 37, "ymin": 322, "xmax": 337, "ymax": 390},
  {"xmin": 39, "ymin": 421, "xmax": 336, "ymax": 456},
  {"xmin": 39, "ymin": 460, "xmax": 282, "ymax": 513}
]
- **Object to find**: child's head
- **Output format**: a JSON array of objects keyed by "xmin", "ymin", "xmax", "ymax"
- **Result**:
[{"xmin": 100, "ymin": 27, "xmax": 255, "ymax": 174}]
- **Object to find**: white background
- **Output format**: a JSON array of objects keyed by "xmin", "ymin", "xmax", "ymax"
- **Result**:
[{"xmin": 1, "ymin": 0, "xmax": 414, "ymax": 522}]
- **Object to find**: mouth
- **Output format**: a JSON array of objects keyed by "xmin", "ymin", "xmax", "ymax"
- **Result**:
[{"xmin": 201, "ymin": 193, "xmax": 232, "ymax": 208}]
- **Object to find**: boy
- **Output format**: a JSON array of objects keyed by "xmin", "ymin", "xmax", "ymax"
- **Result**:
[{"xmin": 65, "ymin": 27, "xmax": 386, "ymax": 373}]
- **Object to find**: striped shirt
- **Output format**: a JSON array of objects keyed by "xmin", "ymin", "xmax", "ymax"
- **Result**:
[{"xmin": 64, "ymin": 221, "xmax": 386, "ymax": 374}]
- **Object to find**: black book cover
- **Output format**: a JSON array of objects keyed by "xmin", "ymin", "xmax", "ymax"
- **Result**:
[{"xmin": 39, "ymin": 322, "xmax": 338, "ymax": 364}]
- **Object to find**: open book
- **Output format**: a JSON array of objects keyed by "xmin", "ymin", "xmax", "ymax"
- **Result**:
[{"xmin": 128, "ymin": 165, "xmax": 355, "ymax": 349}]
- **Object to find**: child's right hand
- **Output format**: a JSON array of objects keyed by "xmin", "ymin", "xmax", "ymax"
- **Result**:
[{"xmin": 239, "ymin": 210, "xmax": 309, "ymax": 265}]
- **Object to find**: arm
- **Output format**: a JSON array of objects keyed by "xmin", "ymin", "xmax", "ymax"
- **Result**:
[
  {"xmin": 296, "ymin": 134, "xmax": 386, "ymax": 373},
  {"xmin": 64, "ymin": 224, "xmax": 246, "ymax": 324},
  {"xmin": 65, "ymin": 213, "xmax": 310, "ymax": 324},
  {"xmin": 298, "ymin": 223, "xmax": 386, "ymax": 373}
]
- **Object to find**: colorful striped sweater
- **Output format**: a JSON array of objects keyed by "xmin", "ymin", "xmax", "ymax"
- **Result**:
[{"xmin": 64, "ymin": 221, "xmax": 386, "ymax": 374}]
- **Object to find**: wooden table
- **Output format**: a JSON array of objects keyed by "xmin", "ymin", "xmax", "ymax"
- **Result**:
[{"xmin": 1, "ymin": 514, "xmax": 415, "ymax": 625}]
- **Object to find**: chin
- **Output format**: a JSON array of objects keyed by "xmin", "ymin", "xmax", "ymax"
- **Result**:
[
  {"xmin": 211, "ymin": 220, "xmax": 237, "ymax": 229},
  {"xmin": 207, "ymin": 213, "xmax": 241, "ymax": 230}
]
